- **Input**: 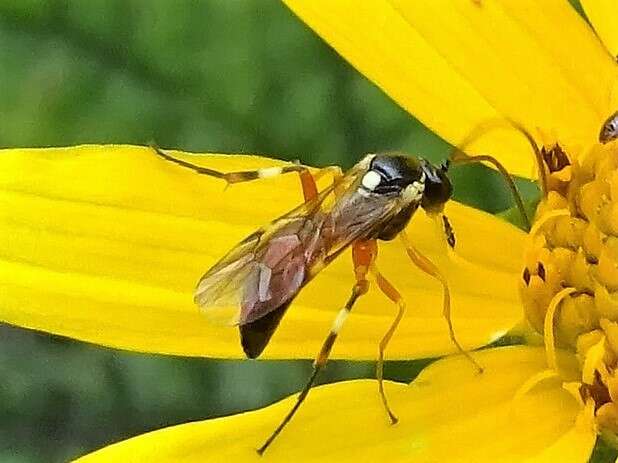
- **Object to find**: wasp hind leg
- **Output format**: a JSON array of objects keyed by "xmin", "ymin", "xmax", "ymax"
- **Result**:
[
  {"xmin": 256, "ymin": 240, "xmax": 376, "ymax": 455},
  {"xmin": 400, "ymin": 230, "xmax": 483, "ymax": 373},
  {"xmin": 151, "ymin": 146, "xmax": 342, "ymax": 203}
]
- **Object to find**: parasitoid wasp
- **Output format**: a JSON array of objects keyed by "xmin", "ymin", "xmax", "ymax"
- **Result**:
[{"xmin": 152, "ymin": 137, "xmax": 529, "ymax": 454}]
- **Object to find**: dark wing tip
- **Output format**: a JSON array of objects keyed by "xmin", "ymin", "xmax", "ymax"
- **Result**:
[{"xmin": 239, "ymin": 302, "xmax": 291, "ymax": 359}]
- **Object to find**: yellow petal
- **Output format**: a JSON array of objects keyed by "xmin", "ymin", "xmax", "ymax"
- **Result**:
[
  {"xmin": 284, "ymin": 0, "xmax": 618, "ymax": 179},
  {"xmin": 581, "ymin": 0, "xmax": 618, "ymax": 59},
  {"xmin": 0, "ymin": 146, "xmax": 523, "ymax": 359},
  {"xmin": 75, "ymin": 346, "xmax": 594, "ymax": 463},
  {"xmin": 530, "ymin": 399, "xmax": 596, "ymax": 463}
]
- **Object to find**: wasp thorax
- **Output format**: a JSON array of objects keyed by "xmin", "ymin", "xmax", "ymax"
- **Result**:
[
  {"xmin": 363, "ymin": 154, "xmax": 425, "ymax": 195},
  {"xmin": 363, "ymin": 154, "xmax": 452, "ymax": 213},
  {"xmin": 519, "ymin": 139, "xmax": 618, "ymax": 437}
]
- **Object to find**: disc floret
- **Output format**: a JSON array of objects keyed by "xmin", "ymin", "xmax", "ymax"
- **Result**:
[{"xmin": 520, "ymin": 140, "xmax": 618, "ymax": 440}]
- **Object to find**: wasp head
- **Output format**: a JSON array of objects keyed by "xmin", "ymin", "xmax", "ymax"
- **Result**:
[
  {"xmin": 419, "ymin": 158, "xmax": 453, "ymax": 213},
  {"xmin": 360, "ymin": 154, "xmax": 452, "ymax": 213}
]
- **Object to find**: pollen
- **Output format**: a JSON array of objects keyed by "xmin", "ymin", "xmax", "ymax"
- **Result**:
[{"xmin": 519, "ymin": 139, "xmax": 618, "ymax": 438}]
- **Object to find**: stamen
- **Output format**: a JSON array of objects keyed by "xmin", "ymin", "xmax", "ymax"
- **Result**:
[
  {"xmin": 577, "ymin": 399, "xmax": 597, "ymax": 434},
  {"xmin": 510, "ymin": 369, "xmax": 565, "ymax": 423},
  {"xmin": 512, "ymin": 368, "xmax": 560, "ymax": 406},
  {"xmin": 537, "ymin": 262, "xmax": 546, "ymax": 281},
  {"xmin": 544, "ymin": 287, "xmax": 576, "ymax": 372},
  {"xmin": 541, "ymin": 144, "xmax": 570, "ymax": 173},
  {"xmin": 582, "ymin": 335, "xmax": 607, "ymax": 385},
  {"xmin": 522, "ymin": 267, "xmax": 531, "ymax": 285},
  {"xmin": 562, "ymin": 381, "xmax": 586, "ymax": 406},
  {"xmin": 528, "ymin": 209, "xmax": 570, "ymax": 241}
]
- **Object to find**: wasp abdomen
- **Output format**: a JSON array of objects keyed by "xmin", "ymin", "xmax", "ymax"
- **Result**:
[{"xmin": 240, "ymin": 301, "xmax": 292, "ymax": 358}]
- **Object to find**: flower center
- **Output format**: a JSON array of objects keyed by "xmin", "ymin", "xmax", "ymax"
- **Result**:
[{"xmin": 520, "ymin": 140, "xmax": 618, "ymax": 438}]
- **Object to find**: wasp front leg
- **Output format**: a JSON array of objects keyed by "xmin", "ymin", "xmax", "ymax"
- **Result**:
[
  {"xmin": 370, "ymin": 262, "xmax": 405, "ymax": 424},
  {"xmin": 400, "ymin": 230, "xmax": 483, "ymax": 373},
  {"xmin": 256, "ymin": 240, "xmax": 376, "ymax": 456},
  {"xmin": 151, "ymin": 146, "xmax": 342, "ymax": 203}
]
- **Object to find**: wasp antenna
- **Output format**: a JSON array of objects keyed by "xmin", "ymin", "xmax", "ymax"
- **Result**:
[
  {"xmin": 506, "ymin": 119, "xmax": 548, "ymax": 197},
  {"xmin": 450, "ymin": 118, "xmax": 548, "ymax": 198},
  {"xmin": 440, "ymin": 159, "xmax": 451, "ymax": 173},
  {"xmin": 448, "ymin": 118, "xmax": 552, "ymax": 231},
  {"xmin": 452, "ymin": 152, "xmax": 531, "ymax": 230}
]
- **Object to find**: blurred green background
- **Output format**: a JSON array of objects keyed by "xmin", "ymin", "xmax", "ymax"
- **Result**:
[{"xmin": 1, "ymin": 1, "xmax": 609, "ymax": 463}]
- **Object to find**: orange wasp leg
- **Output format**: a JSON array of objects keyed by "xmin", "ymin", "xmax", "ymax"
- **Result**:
[
  {"xmin": 370, "ymin": 263, "xmax": 405, "ymax": 424},
  {"xmin": 295, "ymin": 165, "xmax": 343, "ymax": 202},
  {"xmin": 399, "ymin": 230, "xmax": 483, "ymax": 373},
  {"xmin": 151, "ymin": 145, "xmax": 342, "ymax": 203},
  {"xmin": 257, "ymin": 240, "xmax": 376, "ymax": 455}
]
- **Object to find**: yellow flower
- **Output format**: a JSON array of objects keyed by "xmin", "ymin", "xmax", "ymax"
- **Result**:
[{"xmin": 2, "ymin": 1, "xmax": 618, "ymax": 461}]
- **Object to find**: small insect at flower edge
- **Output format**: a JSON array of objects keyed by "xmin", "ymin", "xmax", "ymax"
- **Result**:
[{"xmin": 599, "ymin": 111, "xmax": 618, "ymax": 144}]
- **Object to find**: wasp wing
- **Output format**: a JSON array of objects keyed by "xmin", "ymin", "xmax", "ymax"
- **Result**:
[
  {"xmin": 195, "ymin": 162, "xmax": 411, "ymax": 328},
  {"xmin": 194, "ymin": 217, "xmax": 320, "ymax": 326},
  {"xmin": 194, "ymin": 179, "xmax": 337, "ymax": 327},
  {"xmin": 193, "ymin": 231, "xmax": 264, "ymax": 326}
]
